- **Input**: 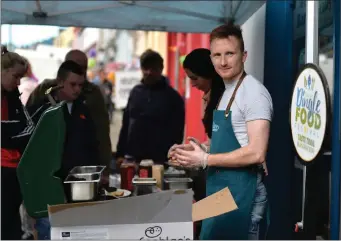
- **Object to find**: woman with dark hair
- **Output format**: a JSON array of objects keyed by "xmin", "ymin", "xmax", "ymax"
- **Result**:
[
  {"xmin": 173, "ymin": 48, "xmax": 225, "ymax": 239},
  {"xmin": 182, "ymin": 48, "xmax": 225, "ymax": 138}
]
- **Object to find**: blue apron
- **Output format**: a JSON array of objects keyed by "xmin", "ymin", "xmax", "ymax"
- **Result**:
[{"xmin": 200, "ymin": 73, "xmax": 258, "ymax": 240}]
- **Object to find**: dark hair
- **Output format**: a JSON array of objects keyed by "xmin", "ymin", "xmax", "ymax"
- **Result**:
[
  {"xmin": 183, "ymin": 48, "xmax": 225, "ymax": 138},
  {"xmin": 210, "ymin": 23, "xmax": 245, "ymax": 52},
  {"xmin": 140, "ymin": 49, "xmax": 163, "ymax": 69},
  {"xmin": 65, "ymin": 49, "xmax": 87, "ymax": 61},
  {"xmin": 57, "ymin": 60, "xmax": 84, "ymax": 81}
]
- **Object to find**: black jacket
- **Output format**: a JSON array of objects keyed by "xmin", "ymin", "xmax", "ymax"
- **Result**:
[
  {"xmin": 60, "ymin": 98, "xmax": 100, "ymax": 179},
  {"xmin": 1, "ymin": 88, "xmax": 34, "ymax": 156},
  {"xmin": 27, "ymin": 91, "xmax": 100, "ymax": 180},
  {"xmin": 27, "ymin": 79, "xmax": 112, "ymax": 169},
  {"xmin": 116, "ymin": 77, "xmax": 185, "ymax": 163}
]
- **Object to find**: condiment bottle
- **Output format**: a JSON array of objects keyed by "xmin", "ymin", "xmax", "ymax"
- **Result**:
[
  {"xmin": 139, "ymin": 159, "xmax": 153, "ymax": 178},
  {"xmin": 152, "ymin": 164, "xmax": 164, "ymax": 190}
]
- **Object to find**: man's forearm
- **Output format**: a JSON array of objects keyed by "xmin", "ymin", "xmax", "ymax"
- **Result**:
[{"xmin": 207, "ymin": 145, "xmax": 264, "ymax": 168}]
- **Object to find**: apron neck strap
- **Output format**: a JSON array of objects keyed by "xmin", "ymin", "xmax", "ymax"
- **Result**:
[{"xmin": 224, "ymin": 71, "xmax": 247, "ymax": 118}]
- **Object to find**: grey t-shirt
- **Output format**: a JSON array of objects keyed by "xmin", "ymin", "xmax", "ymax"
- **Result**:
[{"xmin": 217, "ymin": 74, "xmax": 273, "ymax": 147}]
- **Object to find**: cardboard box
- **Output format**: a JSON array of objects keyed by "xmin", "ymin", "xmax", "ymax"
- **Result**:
[{"xmin": 49, "ymin": 188, "xmax": 237, "ymax": 240}]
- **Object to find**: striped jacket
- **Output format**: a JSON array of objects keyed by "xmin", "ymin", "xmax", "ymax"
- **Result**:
[{"xmin": 1, "ymin": 88, "xmax": 38, "ymax": 167}]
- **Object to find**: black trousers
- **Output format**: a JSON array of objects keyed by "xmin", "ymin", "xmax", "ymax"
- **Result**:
[{"xmin": 1, "ymin": 167, "xmax": 23, "ymax": 240}]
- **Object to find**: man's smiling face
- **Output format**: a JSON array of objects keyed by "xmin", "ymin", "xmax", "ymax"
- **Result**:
[{"xmin": 210, "ymin": 36, "xmax": 247, "ymax": 81}]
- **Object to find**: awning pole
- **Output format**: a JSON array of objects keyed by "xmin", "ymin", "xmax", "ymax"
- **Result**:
[{"xmin": 305, "ymin": 1, "xmax": 319, "ymax": 64}]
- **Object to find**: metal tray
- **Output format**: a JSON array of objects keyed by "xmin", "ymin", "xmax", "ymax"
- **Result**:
[
  {"xmin": 64, "ymin": 173, "xmax": 101, "ymax": 202},
  {"xmin": 164, "ymin": 177, "xmax": 193, "ymax": 190},
  {"xmin": 69, "ymin": 166, "xmax": 106, "ymax": 175}
]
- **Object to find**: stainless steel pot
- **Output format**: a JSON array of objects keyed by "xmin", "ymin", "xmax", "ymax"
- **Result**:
[{"xmin": 64, "ymin": 173, "xmax": 101, "ymax": 202}]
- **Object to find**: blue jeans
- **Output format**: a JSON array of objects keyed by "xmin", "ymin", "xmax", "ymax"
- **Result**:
[
  {"xmin": 248, "ymin": 172, "xmax": 268, "ymax": 240},
  {"xmin": 35, "ymin": 217, "xmax": 51, "ymax": 240}
]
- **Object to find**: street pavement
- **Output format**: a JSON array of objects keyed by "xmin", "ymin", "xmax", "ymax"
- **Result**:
[{"xmin": 110, "ymin": 110, "xmax": 123, "ymax": 153}]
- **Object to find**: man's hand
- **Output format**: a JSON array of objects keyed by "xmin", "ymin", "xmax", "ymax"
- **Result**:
[
  {"xmin": 173, "ymin": 141, "xmax": 209, "ymax": 168},
  {"xmin": 168, "ymin": 143, "xmax": 194, "ymax": 158},
  {"xmin": 167, "ymin": 137, "xmax": 203, "ymax": 159},
  {"xmin": 167, "ymin": 143, "xmax": 193, "ymax": 167}
]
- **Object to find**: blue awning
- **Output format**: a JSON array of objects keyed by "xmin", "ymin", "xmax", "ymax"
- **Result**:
[{"xmin": 1, "ymin": 1, "xmax": 265, "ymax": 33}]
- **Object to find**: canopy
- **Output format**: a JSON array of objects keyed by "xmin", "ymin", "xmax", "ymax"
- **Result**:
[{"xmin": 2, "ymin": 1, "xmax": 265, "ymax": 33}]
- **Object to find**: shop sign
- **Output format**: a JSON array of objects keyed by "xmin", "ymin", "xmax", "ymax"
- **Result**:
[
  {"xmin": 290, "ymin": 63, "xmax": 330, "ymax": 162},
  {"xmin": 114, "ymin": 70, "xmax": 142, "ymax": 109}
]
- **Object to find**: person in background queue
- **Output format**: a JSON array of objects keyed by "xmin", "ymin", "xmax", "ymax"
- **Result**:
[
  {"xmin": 27, "ymin": 60, "xmax": 100, "ymax": 181},
  {"xmin": 98, "ymin": 68, "xmax": 114, "ymax": 122},
  {"xmin": 1, "ymin": 46, "xmax": 33, "ymax": 240},
  {"xmin": 27, "ymin": 50, "xmax": 112, "ymax": 174},
  {"xmin": 116, "ymin": 49, "xmax": 185, "ymax": 166},
  {"xmin": 26, "ymin": 60, "xmax": 100, "ymax": 240},
  {"xmin": 65, "ymin": 50, "xmax": 112, "ymax": 174},
  {"xmin": 169, "ymin": 23, "xmax": 273, "ymax": 240}
]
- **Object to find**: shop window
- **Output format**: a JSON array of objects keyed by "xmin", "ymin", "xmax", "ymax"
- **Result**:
[
  {"xmin": 293, "ymin": 1, "xmax": 307, "ymax": 74},
  {"xmin": 319, "ymin": 0, "xmax": 334, "ymax": 106}
]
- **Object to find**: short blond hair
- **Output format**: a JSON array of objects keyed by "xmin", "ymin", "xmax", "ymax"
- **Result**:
[{"xmin": 1, "ymin": 45, "xmax": 28, "ymax": 71}]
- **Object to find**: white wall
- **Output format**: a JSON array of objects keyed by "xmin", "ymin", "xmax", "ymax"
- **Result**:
[
  {"xmin": 241, "ymin": 4, "xmax": 266, "ymax": 83},
  {"xmin": 15, "ymin": 47, "xmax": 66, "ymax": 82},
  {"xmin": 98, "ymin": 29, "xmax": 117, "ymax": 49},
  {"xmin": 82, "ymin": 28, "xmax": 100, "ymax": 51},
  {"xmin": 115, "ymin": 30, "xmax": 134, "ymax": 64}
]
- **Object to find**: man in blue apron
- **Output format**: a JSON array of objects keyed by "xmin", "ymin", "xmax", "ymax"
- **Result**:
[{"xmin": 170, "ymin": 23, "xmax": 273, "ymax": 240}]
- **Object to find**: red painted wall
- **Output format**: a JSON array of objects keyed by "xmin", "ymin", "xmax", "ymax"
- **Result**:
[
  {"xmin": 167, "ymin": 33, "xmax": 176, "ymax": 87},
  {"xmin": 167, "ymin": 32, "xmax": 210, "ymax": 143}
]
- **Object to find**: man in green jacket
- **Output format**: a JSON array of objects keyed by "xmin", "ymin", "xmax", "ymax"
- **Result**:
[{"xmin": 26, "ymin": 50, "xmax": 112, "ymax": 171}]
